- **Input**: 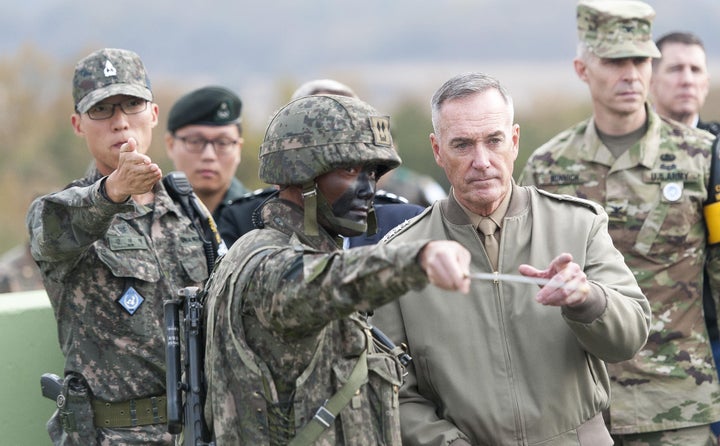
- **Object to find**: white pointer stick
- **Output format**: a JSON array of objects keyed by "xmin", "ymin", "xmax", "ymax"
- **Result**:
[{"xmin": 465, "ymin": 272, "xmax": 580, "ymax": 291}]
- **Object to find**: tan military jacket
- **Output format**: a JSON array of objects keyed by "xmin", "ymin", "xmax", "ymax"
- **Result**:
[{"xmin": 372, "ymin": 186, "xmax": 650, "ymax": 445}]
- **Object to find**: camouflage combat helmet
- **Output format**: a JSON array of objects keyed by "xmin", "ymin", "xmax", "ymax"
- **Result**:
[
  {"xmin": 259, "ymin": 94, "xmax": 400, "ymax": 185},
  {"xmin": 259, "ymin": 94, "xmax": 402, "ymax": 235}
]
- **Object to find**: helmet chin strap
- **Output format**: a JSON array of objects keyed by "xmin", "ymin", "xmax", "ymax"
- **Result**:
[
  {"xmin": 317, "ymin": 195, "xmax": 368, "ymax": 235},
  {"xmin": 302, "ymin": 182, "xmax": 320, "ymax": 236},
  {"xmin": 365, "ymin": 207, "xmax": 378, "ymax": 236},
  {"xmin": 302, "ymin": 184, "xmax": 376, "ymax": 237}
]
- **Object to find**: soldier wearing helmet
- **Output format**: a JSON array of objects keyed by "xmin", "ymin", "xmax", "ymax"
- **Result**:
[{"xmin": 202, "ymin": 94, "xmax": 471, "ymax": 445}]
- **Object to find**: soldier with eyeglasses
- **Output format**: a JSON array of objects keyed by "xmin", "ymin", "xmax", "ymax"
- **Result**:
[
  {"xmin": 164, "ymin": 86, "xmax": 249, "ymax": 221},
  {"xmin": 27, "ymin": 48, "xmax": 209, "ymax": 445}
]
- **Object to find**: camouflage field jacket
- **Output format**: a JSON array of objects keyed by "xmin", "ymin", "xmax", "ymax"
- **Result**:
[
  {"xmin": 520, "ymin": 105, "xmax": 720, "ymax": 434},
  {"xmin": 26, "ymin": 168, "xmax": 208, "ymax": 443},
  {"xmin": 203, "ymin": 198, "xmax": 429, "ymax": 445}
]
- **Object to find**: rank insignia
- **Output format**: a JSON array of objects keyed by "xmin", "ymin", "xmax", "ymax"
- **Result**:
[
  {"xmin": 117, "ymin": 286, "xmax": 144, "ymax": 315},
  {"xmin": 369, "ymin": 116, "xmax": 392, "ymax": 146}
]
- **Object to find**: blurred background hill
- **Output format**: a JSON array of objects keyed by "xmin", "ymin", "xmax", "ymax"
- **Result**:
[{"xmin": 1, "ymin": 0, "xmax": 719, "ymax": 253}]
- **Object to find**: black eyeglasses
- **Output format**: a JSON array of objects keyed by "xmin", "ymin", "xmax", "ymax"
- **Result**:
[
  {"xmin": 87, "ymin": 98, "xmax": 148, "ymax": 120},
  {"xmin": 173, "ymin": 135, "xmax": 239, "ymax": 155}
]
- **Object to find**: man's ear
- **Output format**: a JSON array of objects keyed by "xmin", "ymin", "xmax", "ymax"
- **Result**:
[
  {"xmin": 430, "ymin": 133, "xmax": 443, "ymax": 168},
  {"xmin": 574, "ymin": 58, "xmax": 588, "ymax": 83},
  {"xmin": 71, "ymin": 113, "xmax": 83, "ymax": 136}
]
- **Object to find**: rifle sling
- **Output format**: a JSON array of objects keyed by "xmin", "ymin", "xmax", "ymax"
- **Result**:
[{"xmin": 288, "ymin": 349, "xmax": 368, "ymax": 446}]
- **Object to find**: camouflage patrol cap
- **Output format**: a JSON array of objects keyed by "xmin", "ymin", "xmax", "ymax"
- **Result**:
[
  {"xmin": 259, "ymin": 94, "xmax": 401, "ymax": 186},
  {"xmin": 577, "ymin": 0, "xmax": 661, "ymax": 59},
  {"xmin": 72, "ymin": 48, "xmax": 153, "ymax": 114},
  {"xmin": 167, "ymin": 86, "xmax": 242, "ymax": 132}
]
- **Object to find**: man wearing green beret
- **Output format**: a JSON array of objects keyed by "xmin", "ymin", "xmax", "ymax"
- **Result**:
[
  {"xmin": 165, "ymin": 86, "xmax": 249, "ymax": 221},
  {"xmin": 520, "ymin": 1, "xmax": 720, "ymax": 444}
]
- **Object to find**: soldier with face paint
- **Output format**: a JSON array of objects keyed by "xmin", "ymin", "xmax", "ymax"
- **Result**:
[{"xmin": 202, "ymin": 94, "xmax": 471, "ymax": 445}]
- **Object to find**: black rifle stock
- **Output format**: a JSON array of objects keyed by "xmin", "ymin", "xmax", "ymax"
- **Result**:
[
  {"xmin": 164, "ymin": 286, "xmax": 214, "ymax": 445},
  {"xmin": 40, "ymin": 372, "xmax": 64, "ymax": 402},
  {"xmin": 370, "ymin": 325, "xmax": 412, "ymax": 367}
]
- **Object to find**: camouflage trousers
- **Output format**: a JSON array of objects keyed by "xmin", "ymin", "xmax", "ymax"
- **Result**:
[{"xmin": 612, "ymin": 424, "xmax": 717, "ymax": 446}]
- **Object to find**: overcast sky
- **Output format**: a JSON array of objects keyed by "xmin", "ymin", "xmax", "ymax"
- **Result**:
[{"xmin": 2, "ymin": 0, "xmax": 718, "ymax": 120}]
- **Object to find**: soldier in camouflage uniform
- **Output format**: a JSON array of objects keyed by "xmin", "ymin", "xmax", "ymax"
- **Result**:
[
  {"xmin": 27, "ymin": 48, "xmax": 209, "ymax": 445},
  {"xmin": 203, "ymin": 94, "xmax": 472, "ymax": 445},
  {"xmin": 651, "ymin": 31, "xmax": 720, "ymax": 441},
  {"xmin": 291, "ymin": 78, "xmax": 448, "ymax": 208},
  {"xmin": 519, "ymin": 2, "xmax": 720, "ymax": 444}
]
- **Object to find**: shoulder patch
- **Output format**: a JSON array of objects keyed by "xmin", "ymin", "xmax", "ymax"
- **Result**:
[
  {"xmin": 535, "ymin": 188, "xmax": 601, "ymax": 215},
  {"xmin": 379, "ymin": 205, "xmax": 431, "ymax": 243},
  {"xmin": 661, "ymin": 116, "xmax": 716, "ymax": 148}
]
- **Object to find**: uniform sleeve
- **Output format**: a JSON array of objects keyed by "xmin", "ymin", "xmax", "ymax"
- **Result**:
[
  {"xmin": 372, "ymin": 300, "xmax": 472, "ymax": 446},
  {"xmin": 244, "ymin": 239, "xmax": 430, "ymax": 339},
  {"xmin": 562, "ymin": 209, "xmax": 651, "ymax": 363},
  {"xmin": 26, "ymin": 178, "xmax": 133, "ymax": 265}
]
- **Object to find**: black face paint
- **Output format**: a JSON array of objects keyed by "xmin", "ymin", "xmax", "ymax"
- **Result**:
[
  {"xmin": 331, "ymin": 169, "xmax": 375, "ymax": 225},
  {"xmin": 317, "ymin": 166, "xmax": 376, "ymax": 237}
]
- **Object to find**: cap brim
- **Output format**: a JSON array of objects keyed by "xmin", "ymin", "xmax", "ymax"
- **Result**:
[
  {"xmin": 76, "ymin": 84, "xmax": 153, "ymax": 114},
  {"xmin": 594, "ymin": 41, "xmax": 662, "ymax": 59}
]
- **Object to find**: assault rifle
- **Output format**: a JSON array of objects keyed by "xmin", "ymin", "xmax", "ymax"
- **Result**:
[
  {"xmin": 163, "ymin": 171, "xmax": 223, "ymax": 445},
  {"xmin": 165, "ymin": 286, "xmax": 214, "ymax": 446}
]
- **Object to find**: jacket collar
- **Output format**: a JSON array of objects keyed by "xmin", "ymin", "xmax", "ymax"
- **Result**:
[
  {"xmin": 261, "ymin": 198, "xmax": 340, "ymax": 252},
  {"xmin": 440, "ymin": 182, "xmax": 529, "ymax": 226}
]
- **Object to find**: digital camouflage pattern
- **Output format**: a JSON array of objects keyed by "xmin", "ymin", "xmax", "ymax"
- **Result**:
[
  {"xmin": 576, "ymin": 0, "xmax": 660, "ymax": 59},
  {"xmin": 72, "ymin": 48, "xmax": 153, "ymax": 114},
  {"xmin": 203, "ymin": 199, "xmax": 431, "ymax": 445},
  {"xmin": 613, "ymin": 424, "xmax": 716, "ymax": 446},
  {"xmin": 258, "ymin": 94, "xmax": 400, "ymax": 186},
  {"xmin": 27, "ymin": 167, "xmax": 208, "ymax": 445},
  {"xmin": 519, "ymin": 106, "xmax": 720, "ymax": 434}
]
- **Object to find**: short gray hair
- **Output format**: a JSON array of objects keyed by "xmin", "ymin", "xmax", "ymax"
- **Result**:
[
  {"xmin": 576, "ymin": 41, "xmax": 593, "ymax": 61},
  {"xmin": 430, "ymin": 72, "xmax": 514, "ymax": 135}
]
